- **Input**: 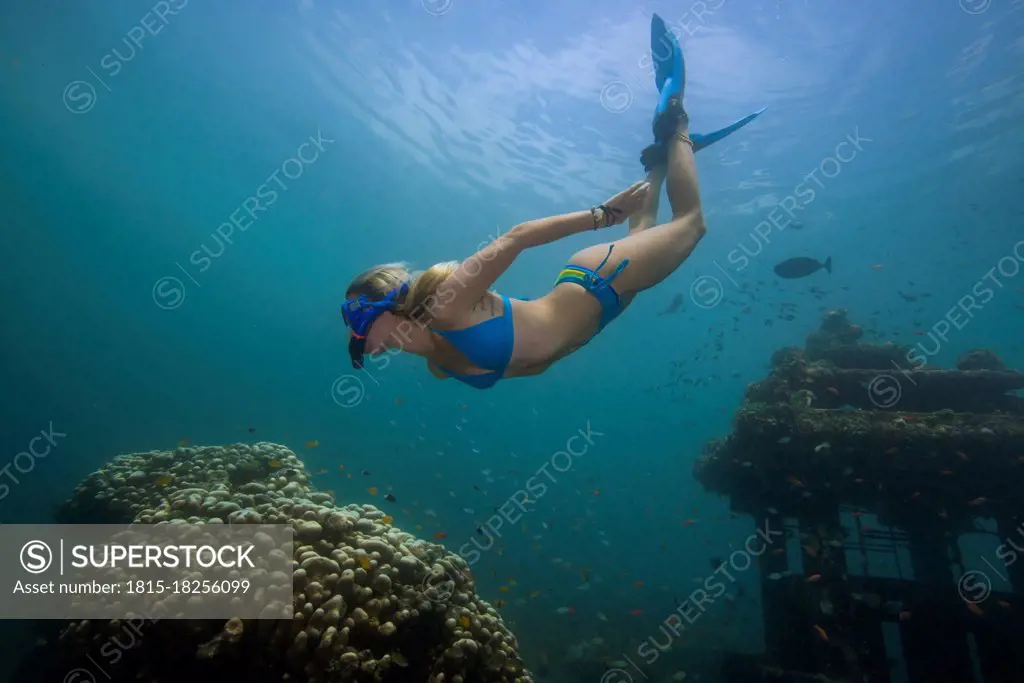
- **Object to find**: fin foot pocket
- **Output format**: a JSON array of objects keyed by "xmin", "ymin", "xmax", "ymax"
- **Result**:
[
  {"xmin": 653, "ymin": 95, "xmax": 688, "ymax": 145},
  {"xmin": 641, "ymin": 143, "xmax": 668, "ymax": 172}
]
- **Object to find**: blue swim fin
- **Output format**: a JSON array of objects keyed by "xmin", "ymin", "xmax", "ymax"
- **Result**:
[
  {"xmin": 651, "ymin": 14, "xmax": 675, "ymax": 93},
  {"xmin": 651, "ymin": 13, "xmax": 685, "ymax": 134},
  {"xmin": 692, "ymin": 107, "xmax": 768, "ymax": 152},
  {"xmin": 641, "ymin": 14, "xmax": 766, "ymax": 170}
]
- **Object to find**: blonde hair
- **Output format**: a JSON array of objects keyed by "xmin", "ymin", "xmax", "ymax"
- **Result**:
[{"xmin": 346, "ymin": 261, "xmax": 460, "ymax": 323}]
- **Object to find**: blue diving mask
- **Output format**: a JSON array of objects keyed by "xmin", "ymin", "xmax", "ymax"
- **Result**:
[{"xmin": 341, "ymin": 282, "xmax": 410, "ymax": 369}]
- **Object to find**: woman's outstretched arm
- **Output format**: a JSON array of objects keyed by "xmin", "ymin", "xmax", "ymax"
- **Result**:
[
  {"xmin": 434, "ymin": 181, "xmax": 650, "ymax": 321},
  {"xmin": 507, "ymin": 180, "xmax": 651, "ymax": 249},
  {"xmin": 506, "ymin": 209, "xmax": 606, "ymax": 249}
]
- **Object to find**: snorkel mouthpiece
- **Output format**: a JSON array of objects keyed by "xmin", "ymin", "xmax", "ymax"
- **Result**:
[
  {"xmin": 341, "ymin": 281, "xmax": 410, "ymax": 369},
  {"xmin": 348, "ymin": 334, "xmax": 367, "ymax": 369}
]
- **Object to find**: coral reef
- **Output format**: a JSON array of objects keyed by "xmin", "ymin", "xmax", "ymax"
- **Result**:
[
  {"xmin": 956, "ymin": 348, "xmax": 1005, "ymax": 371},
  {"xmin": 22, "ymin": 443, "xmax": 532, "ymax": 683},
  {"xmin": 690, "ymin": 309, "xmax": 1024, "ymax": 682},
  {"xmin": 695, "ymin": 308, "xmax": 1024, "ymax": 513}
]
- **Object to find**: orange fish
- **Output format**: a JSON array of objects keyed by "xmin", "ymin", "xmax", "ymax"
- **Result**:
[
  {"xmin": 498, "ymin": 586, "xmax": 509, "ymax": 593},
  {"xmin": 787, "ymin": 476, "xmax": 805, "ymax": 488},
  {"xmin": 851, "ymin": 511, "xmax": 864, "ymax": 519},
  {"xmin": 304, "ymin": 440, "xmax": 320, "ymax": 449},
  {"xmin": 356, "ymin": 556, "xmax": 372, "ymax": 570},
  {"xmin": 806, "ymin": 573, "xmax": 823, "ymax": 583},
  {"xmin": 997, "ymin": 600, "xmax": 1011, "ymax": 609},
  {"xmin": 683, "ymin": 519, "xmax": 697, "ymax": 526},
  {"xmin": 772, "ymin": 548, "xmax": 786, "ymax": 555},
  {"xmin": 381, "ymin": 515, "xmax": 393, "ymax": 525},
  {"xmin": 394, "ymin": 396, "xmax": 405, "ymax": 406},
  {"xmin": 629, "ymin": 609, "xmax": 644, "ymax": 616},
  {"xmin": 633, "ymin": 581, "xmax": 645, "ymax": 588},
  {"xmin": 368, "ymin": 486, "xmax": 378, "ymax": 496},
  {"xmin": 458, "ymin": 615, "xmax": 470, "ymax": 628},
  {"xmin": 965, "ymin": 600, "xmax": 984, "ymax": 616},
  {"xmin": 495, "ymin": 599, "xmax": 506, "ymax": 608},
  {"xmin": 898, "ymin": 610, "xmax": 912, "ymax": 621},
  {"xmin": 337, "ymin": 464, "xmax": 345, "ymax": 470},
  {"xmin": 177, "ymin": 438, "xmax": 189, "ymax": 447},
  {"xmin": 591, "ymin": 489, "xmax": 601, "ymax": 496},
  {"xmin": 967, "ymin": 497, "xmax": 987, "ymax": 506},
  {"xmin": 433, "ymin": 532, "xmax": 449, "ymax": 540},
  {"xmin": 813, "ymin": 624, "xmax": 829, "ymax": 642},
  {"xmin": 155, "ymin": 475, "xmax": 174, "ymax": 487},
  {"xmin": 803, "ymin": 545, "xmax": 818, "ymax": 558}
]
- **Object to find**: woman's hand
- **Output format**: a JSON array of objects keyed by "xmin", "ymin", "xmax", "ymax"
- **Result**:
[{"xmin": 597, "ymin": 181, "xmax": 651, "ymax": 227}]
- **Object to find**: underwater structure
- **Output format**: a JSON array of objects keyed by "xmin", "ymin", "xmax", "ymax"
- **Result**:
[
  {"xmin": 694, "ymin": 309, "xmax": 1024, "ymax": 683},
  {"xmin": 13, "ymin": 443, "xmax": 532, "ymax": 683}
]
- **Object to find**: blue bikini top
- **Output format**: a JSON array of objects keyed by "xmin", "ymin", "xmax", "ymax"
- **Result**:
[{"xmin": 433, "ymin": 294, "xmax": 516, "ymax": 389}]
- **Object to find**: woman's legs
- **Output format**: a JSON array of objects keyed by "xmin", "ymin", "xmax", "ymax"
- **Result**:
[
  {"xmin": 568, "ymin": 109, "xmax": 706, "ymax": 294},
  {"xmin": 627, "ymin": 165, "xmax": 666, "ymax": 235}
]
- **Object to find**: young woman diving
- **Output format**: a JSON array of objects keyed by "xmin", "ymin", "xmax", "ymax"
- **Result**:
[{"xmin": 341, "ymin": 14, "xmax": 764, "ymax": 389}]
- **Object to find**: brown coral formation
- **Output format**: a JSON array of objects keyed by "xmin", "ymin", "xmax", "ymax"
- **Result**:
[
  {"xmin": 24, "ymin": 442, "xmax": 532, "ymax": 683},
  {"xmin": 694, "ymin": 309, "xmax": 1024, "ymax": 514},
  {"xmin": 689, "ymin": 310, "xmax": 1024, "ymax": 682},
  {"xmin": 956, "ymin": 348, "xmax": 1006, "ymax": 371}
]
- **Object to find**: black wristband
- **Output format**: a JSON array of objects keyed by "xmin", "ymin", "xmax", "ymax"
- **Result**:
[{"xmin": 598, "ymin": 204, "xmax": 620, "ymax": 228}]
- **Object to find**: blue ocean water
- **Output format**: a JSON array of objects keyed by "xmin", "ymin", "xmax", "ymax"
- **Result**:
[{"xmin": 1, "ymin": 0, "xmax": 1023, "ymax": 679}]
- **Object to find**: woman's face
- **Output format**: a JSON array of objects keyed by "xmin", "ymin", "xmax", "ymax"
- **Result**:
[{"xmin": 364, "ymin": 311, "xmax": 432, "ymax": 356}]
